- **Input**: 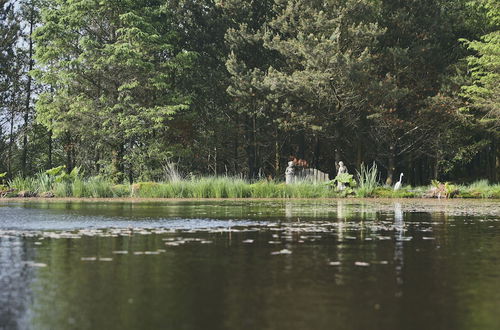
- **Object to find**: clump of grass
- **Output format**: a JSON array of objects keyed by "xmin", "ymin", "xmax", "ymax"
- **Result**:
[
  {"xmin": 163, "ymin": 160, "xmax": 183, "ymax": 182},
  {"xmin": 355, "ymin": 162, "xmax": 379, "ymax": 197},
  {"xmin": 111, "ymin": 184, "xmax": 131, "ymax": 197},
  {"xmin": 372, "ymin": 186, "xmax": 417, "ymax": 198},
  {"xmin": 35, "ymin": 173, "xmax": 53, "ymax": 193},
  {"xmin": 84, "ymin": 177, "xmax": 115, "ymax": 198},
  {"xmin": 53, "ymin": 182, "xmax": 70, "ymax": 197},
  {"xmin": 457, "ymin": 180, "xmax": 500, "ymax": 198},
  {"xmin": 71, "ymin": 178, "xmax": 86, "ymax": 197},
  {"xmin": 9, "ymin": 176, "xmax": 38, "ymax": 193}
]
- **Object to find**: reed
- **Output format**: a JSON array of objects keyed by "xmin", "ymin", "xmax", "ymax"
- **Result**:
[
  {"xmin": 355, "ymin": 162, "xmax": 380, "ymax": 197},
  {"xmin": 3, "ymin": 173, "xmax": 500, "ymax": 199}
]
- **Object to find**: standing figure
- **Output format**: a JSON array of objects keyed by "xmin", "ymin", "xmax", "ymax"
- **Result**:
[
  {"xmin": 336, "ymin": 161, "xmax": 348, "ymax": 190},
  {"xmin": 285, "ymin": 161, "xmax": 295, "ymax": 184}
]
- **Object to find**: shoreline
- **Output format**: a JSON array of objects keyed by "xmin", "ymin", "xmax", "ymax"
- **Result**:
[{"xmin": 1, "ymin": 196, "xmax": 499, "ymax": 203}]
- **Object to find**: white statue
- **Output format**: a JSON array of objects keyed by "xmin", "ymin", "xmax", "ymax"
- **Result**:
[
  {"xmin": 336, "ymin": 161, "xmax": 348, "ymax": 190},
  {"xmin": 285, "ymin": 161, "xmax": 295, "ymax": 184}
]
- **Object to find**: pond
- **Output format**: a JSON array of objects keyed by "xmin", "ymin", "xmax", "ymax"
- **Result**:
[{"xmin": 1, "ymin": 199, "xmax": 499, "ymax": 330}]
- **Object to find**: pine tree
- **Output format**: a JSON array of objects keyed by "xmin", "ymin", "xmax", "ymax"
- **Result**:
[
  {"xmin": 33, "ymin": 0, "xmax": 196, "ymax": 181},
  {"xmin": 0, "ymin": 0, "xmax": 20, "ymax": 174},
  {"xmin": 226, "ymin": 0, "xmax": 382, "ymax": 175}
]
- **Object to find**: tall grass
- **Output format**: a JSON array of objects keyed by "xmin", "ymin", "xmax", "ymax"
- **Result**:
[
  {"xmin": 456, "ymin": 179, "xmax": 500, "ymax": 198},
  {"xmin": 4, "ymin": 173, "xmax": 500, "ymax": 199},
  {"xmin": 356, "ymin": 162, "xmax": 379, "ymax": 197},
  {"xmin": 9, "ymin": 176, "xmax": 38, "ymax": 192}
]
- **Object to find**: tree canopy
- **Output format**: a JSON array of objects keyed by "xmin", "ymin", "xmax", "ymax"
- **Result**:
[{"xmin": 0, "ymin": 0, "xmax": 498, "ymax": 183}]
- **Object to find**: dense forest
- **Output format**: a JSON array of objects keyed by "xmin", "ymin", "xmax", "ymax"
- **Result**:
[{"xmin": 0, "ymin": 0, "xmax": 498, "ymax": 185}]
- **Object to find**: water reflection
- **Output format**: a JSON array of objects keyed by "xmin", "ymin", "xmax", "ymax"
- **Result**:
[
  {"xmin": 0, "ymin": 238, "xmax": 34, "ymax": 329},
  {"xmin": 285, "ymin": 201, "xmax": 293, "ymax": 219},
  {"xmin": 0, "ymin": 200, "xmax": 499, "ymax": 330},
  {"xmin": 393, "ymin": 203, "xmax": 405, "ymax": 294}
]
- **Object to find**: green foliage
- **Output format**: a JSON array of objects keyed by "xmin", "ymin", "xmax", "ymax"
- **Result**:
[
  {"xmin": 356, "ymin": 163, "xmax": 380, "ymax": 197},
  {"xmin": 82, "ymin": 177, "xmax": 115, "ymax": 198},
  {"xmin": 461, "ymin": 31, "xmax": 500, "ymax": 126},
  {"xmin": 8, "ymin": 176, "xmax": 38, "ymax": 193},
  {"xmin": 0, "ymin": 172, "xmax": 6, "ymax": 185},
  {"xmin": 3, "ymin": 174, "xmax": 500, "ymax": 199},
  {"xmin": 35, "ymin": 172, "xmax": 53, "ymax": 193},
  {"xmin": 1, "ymin": 0, "xmax": 498, "ymax": 186},
  {"xmin": 431, "ymin": 180, "xmax": 459, "ymax": 198},
  {"xmin": 456, "ymin": 180, "xmax": 500, "ymax": 198},
  {"xmin": 33, "ymin": 0, "xmax": 195, "ymax": 181},
  {"xmin": 460, "ymin": 0, "xmax": 499, "ymax": 130},
  {"xmin": 373, "ymin": 186, "xmax": 417, "ymax": 198},
  {"xmin": 329, "ymin": 173, "xmax": 357, "ymax": 188}
]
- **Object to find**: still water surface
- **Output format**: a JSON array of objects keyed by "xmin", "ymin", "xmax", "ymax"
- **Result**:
[{"xmin": 0, "ymin": 199, "xmax": 499, "ymax": 330}]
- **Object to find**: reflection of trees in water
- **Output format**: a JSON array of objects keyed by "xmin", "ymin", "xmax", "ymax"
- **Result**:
[
  {"xmin": 0, "ymin": 238, "xmax": 34, "ymax": 329},
  {"xmin": 394, "ymin": 203, "xmax": 404, "ymax": 294}
]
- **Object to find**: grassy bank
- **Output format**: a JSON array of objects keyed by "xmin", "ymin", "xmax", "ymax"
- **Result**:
[{"xmin": 1, "ymin": 174, "xmax": 499, "ymax": 199}]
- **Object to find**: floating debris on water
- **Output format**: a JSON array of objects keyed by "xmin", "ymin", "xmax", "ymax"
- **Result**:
[
  {"xmin": 271, "ymin": 249, "xmax": 292, "ymax": 255},
  {"xmin": 25, "ymin": 261, "xmax": 47, "ymax": 267},
  {"xmin": 99, "ymin": 258, "xmax": 113, "ymax": 262},
  {"xmin": 81, "ymin": 257, "xmax": 97, "ymax": 261}
]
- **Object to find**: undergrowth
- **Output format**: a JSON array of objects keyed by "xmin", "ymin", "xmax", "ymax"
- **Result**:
[{"xmin": 2, "ymin": 170, "xmax": 499, "ymax": 199}]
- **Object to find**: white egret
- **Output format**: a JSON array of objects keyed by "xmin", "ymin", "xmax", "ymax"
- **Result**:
[{"xmin": 394, "ymin": 173, "xmax": 403, "ymax": 191}]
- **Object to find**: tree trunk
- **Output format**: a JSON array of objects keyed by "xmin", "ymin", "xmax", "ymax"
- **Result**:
[
  {"xmin": 111, "ymin": 145, "xmax": 124, "ymax": 183},
  {"xmin": 313, "ymin": 135, "xmax": 321, "ymax": 169},
  {"xmin": 8, "ymin": 110, "xmax": 15, "ymax": 177},
  {"xmin": 245, "ymin": 114, "xmax": 258, "ymax": 179},
  {"xmin": 356, "ymin": 138, "xmax": 363, "ymax": 171},
  {"xmin": 214, "ymin": 146, "xmax": 217, "ymax": 176},
  {"xmin": 47, "ymin": 129, "xmax": 53, "ymax": 169},
  {"xmin": 275, "ymin": 129, "xmax": 280, "ymax": 178},
  {"xmin": 386, "ymin": 145, "xmax": 396, "ymax": 185},
  {"xmin": 495, "ymin": 138, "xmax": 499, "ymax": 183},
  {"xmin": 434, "ymin": 150, "xmax": 440, "ymax": 180},
  {"xmin": 490, "ymin": 136, "xmax": 498, "ymax": 183},
  {"xmin": 21, "ymin": 8, "xmax": 34, "ymax": 176},
  {"xmin": 334, "ymin": 127, "xmax": 341, "ymax": 169},
  {"xmin": 65, "ymin": 132, "xmax": 73, "ymax": 172}
]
